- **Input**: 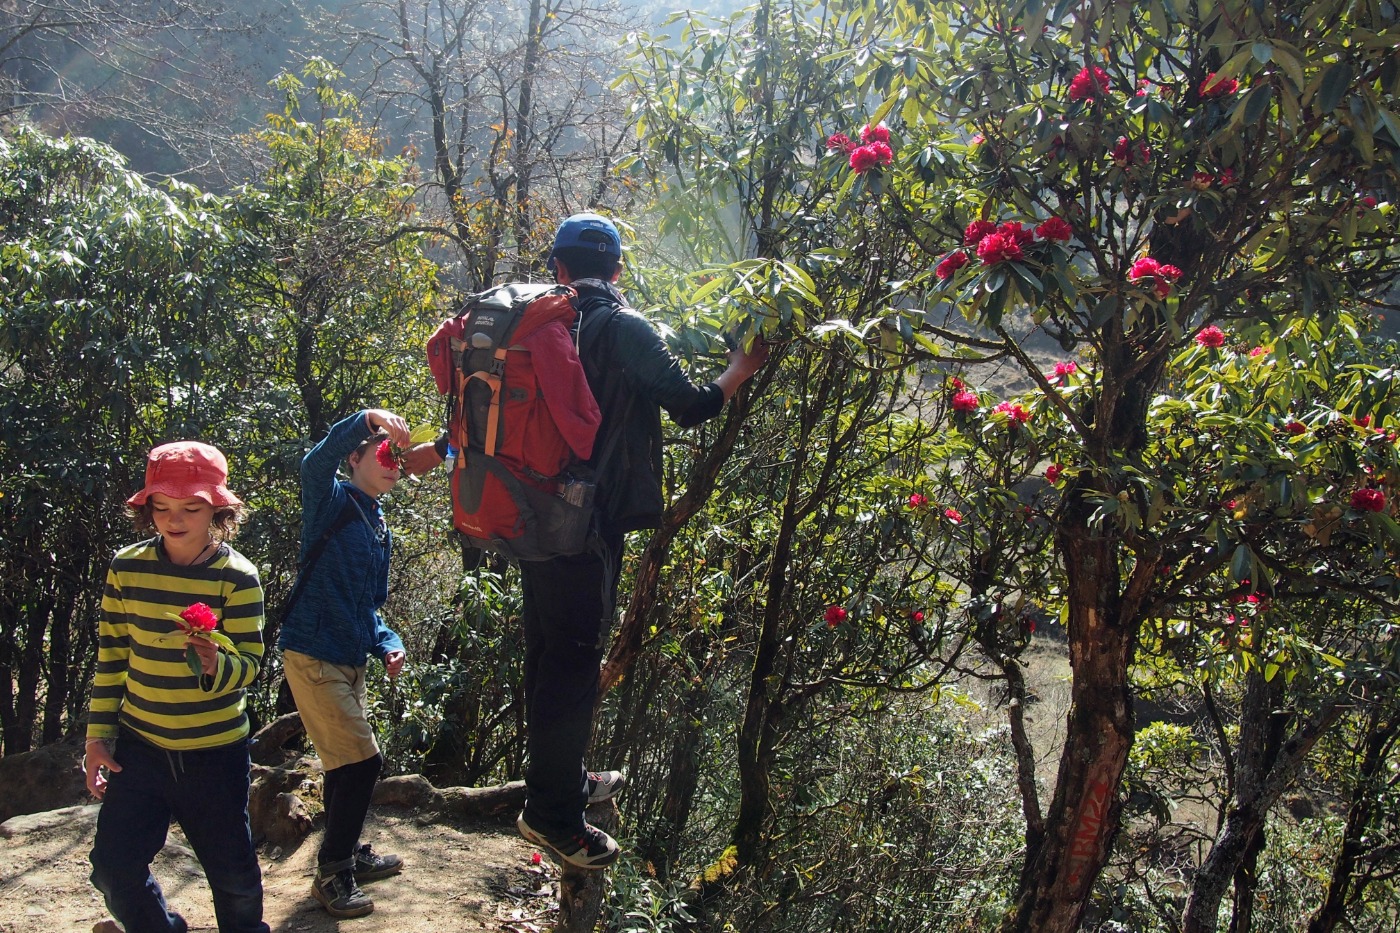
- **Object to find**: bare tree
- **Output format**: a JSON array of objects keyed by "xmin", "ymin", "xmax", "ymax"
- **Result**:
[
  {"xmin": 310, "ymin": 0, "xmax": 640, "ymax": 288},
  {"xmin": 0, "ymin": 0, "xmax": 292, "ymax": 182}
]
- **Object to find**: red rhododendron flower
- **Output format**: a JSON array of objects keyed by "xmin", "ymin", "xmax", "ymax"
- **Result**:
[
  {"xmin": 1195, "ymin": 325, "xmax": 1226, "ymax": 348},
  {"xmin": 952, "ymin": 390, "xmax": 979, "ymax": 413},
  {"xmin": 1045, "ymin": 464, "xmax": 1063, "ymax": 483},
  {"xmin": 867, "ymin": 141, "xmax": 894, "ymax": 165},
  {"xmin": 826, "ymin": 133, "xmax": 855, "ymax": 153},
  {"xmin": 376, "ymin": 439, "xmax": 401, "ymax": 470},
  {"xmin": 976, "ymin": 232, "xmax": 1023, "ymax": 264},
  {"xmin": 994, "ymin": 401, "xmax": 1031, "ymax": 424},
  {"xmin": 949, "ymin": 376, "xmax": 964, "ymax": 390},
  {"xmin": 1217, "ymin": 169, "xmax": 1238, "ymax": 187},
  {"xmin": 1284, "ymin": 421, "xmax": 1307, "ymax": 435},
  {"xmin": 1249, "ymin": 346, "xmax": 1267, "ymax": 358},
  {"xmin": 1036, "ymin": 217, "xmax": 1073, "ymax": 241},
  {"xmin": 824, "ymin": 605, "xmax": 848, "ymax": 626},
  {"xmin": 1111, "ymin": 136, "xmax": 1151, "ymax": 166},
  {"xmin": 936, "ymin": 249, "xmax": 970, "ymax": 280},
  {"xmin": 849, "ymin": 145, "xmax": 881, "ymax": 173},
  {"xmin": 531, "ymin": 852, "xmax": 543, "ymax": 866},
  {"xmin": 1361, "ymin": 196, "xmax": 1378, "ymax": 209},
  {"xmin": 1130, "ymin": 257, "xmax": 1182, "ymax": 299},
  {"xmin": 911, "ymin": 610, "xmax": 925, "ymax": 622},
  {"xmin": 1068, "ymin": 66, "xmax": 1110, "ymax": 102},
  {"xmin": 1135, "ymin": 78, "xmax": 1152, "ymax": 97},
  {"xmin": 1191, "ymin": 171, "xmax": 1214, "ymax": 189},
  {"xmin": 1130, "ymin": 257, "xmax": 1161, "ymax": 279},
  {"xmin": 178, "ymin": 602, "xmax": 219, "ymax": 633},
  {"xmin": 1351, "ymin": 488, "xmax": 1387, "ymax": 512},
  {"xmin": 970, "ymin": 133, "xmax": 985, "ymax": 145},
  {"xmin": 999, "ymin": 221, "xmax": 1034, "ymax": 245},
  {"xmin": 943, "ymin": 508, "xmax": 963, "ymax": 523},
  {"xmin": 908, "ymin": 493, "xmax": 928, "ymax": 509},
  {"xmin": 1054, "ymin": 361, "xmax": 1078, "ymax": 378},
  {"xmin": 1200, "ymin": 73, "xmax": 1239, "ymax": 98},
  {"xmin": 1355, "ymin": 415, "xmax": 1372, "ymax": 428},
  {"xmin": 964, "ymin": 220, "xmax": 998, "ymax": 247},
  {"xmin": 860, "ymin": 123, "xmax": 891, "ymax": 144}
]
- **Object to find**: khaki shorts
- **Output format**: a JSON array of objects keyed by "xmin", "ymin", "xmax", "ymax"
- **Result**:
[{"xmin": 282, "ymin": 649, "xmax": 379, "ymax": 771}]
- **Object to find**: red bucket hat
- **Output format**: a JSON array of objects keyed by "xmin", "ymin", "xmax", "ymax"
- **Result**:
[{"xmin": 126, "ymin": 441, "xmax": 243, "ymax": 508}]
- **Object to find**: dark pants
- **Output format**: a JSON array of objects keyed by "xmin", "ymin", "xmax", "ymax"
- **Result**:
[
  {"xmin": 518, "ymin": 532, "xmax": 622, "ymax": 836},
  {"xmin": 319, "ymin": 753, "xmax": 382, "ymax": 868},
  {"xmin": 89, "ymin": 732, "xmax": 268, "ymax": 933}
]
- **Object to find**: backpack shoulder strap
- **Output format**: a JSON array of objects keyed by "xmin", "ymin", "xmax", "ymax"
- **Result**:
[{"xmin": 278, "ymin": 499, "xmax": 358, "ymax": 623}]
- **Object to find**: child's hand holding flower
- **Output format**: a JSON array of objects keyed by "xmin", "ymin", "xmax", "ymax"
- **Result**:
[{"xmin": 162, "ymin": 602, "xmax": 238, "ymax": 678}]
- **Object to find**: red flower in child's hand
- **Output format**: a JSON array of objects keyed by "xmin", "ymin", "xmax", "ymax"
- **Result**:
[
  {"xmin": 824, "ymin": 605, "xmax": 848, "ymax": 627},
  {"xmin": 179, "ymin": 602, "xmax": 218, "ymax": 633},
  {"xmin": 376, "ymin": 439, "xmax": 401, "ymax": 470},
  {"xmin": 1351, "ymin": 488, "xmax": 1387, "ymax": 512}
]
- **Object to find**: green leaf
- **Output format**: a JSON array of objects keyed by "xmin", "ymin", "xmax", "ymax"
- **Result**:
[
  {"xmin": 1251, "ymin": 41, "xmax": 1272, "ymax": 65},
  {"xmin": 1230, "ymin": 544, "xmax": 1253, "ymax": 583},
  {"xmin": 1315, "ymin": 62, "xmax": 1353, "ymax": 113},
  {"xmin": 185, "ymin": 645, "xmax": 203, "ymax": 679},
  {"xmin": 1242, "ymin": 84, "xmax": 1274, "ymax": 125}
]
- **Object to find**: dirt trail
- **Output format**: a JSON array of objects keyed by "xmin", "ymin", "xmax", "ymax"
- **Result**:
[{"xmin": 0, "ymin": 804, "xmax": 561, "ymax": 933}]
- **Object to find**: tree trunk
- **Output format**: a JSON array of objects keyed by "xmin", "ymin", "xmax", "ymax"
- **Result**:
[
  {"xmin": 1183, "ymin": 675, "xmax": 1344, "ymax": 932},
  {"xmin": 1003, "ymin": 525, "xmax": 1133, "ymax": 933}
]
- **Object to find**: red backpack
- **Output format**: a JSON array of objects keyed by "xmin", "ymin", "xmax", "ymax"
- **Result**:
[{"xmin": 426, "ymin": 283, "xmax": 602, "ymax": 560}]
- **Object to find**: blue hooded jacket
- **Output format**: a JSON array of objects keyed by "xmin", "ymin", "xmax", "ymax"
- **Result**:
[{"xmin": 278, "ymin": 412, "xmax": 404, "ymax": 667}]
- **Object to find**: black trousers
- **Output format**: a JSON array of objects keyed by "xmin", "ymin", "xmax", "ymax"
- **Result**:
[{"xmin": 517, "ymin": 531, "xmax": 622, "ymax": 835}]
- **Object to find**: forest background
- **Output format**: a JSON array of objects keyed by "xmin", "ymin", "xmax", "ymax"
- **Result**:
[{"xmin": 3, "ymin": 0, "xmax": 1400, "ymax": 931}]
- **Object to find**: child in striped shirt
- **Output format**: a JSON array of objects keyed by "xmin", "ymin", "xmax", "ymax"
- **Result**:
[{"xmin": 84, "ymin": 441, "xmax": 269, "ymax": 933}]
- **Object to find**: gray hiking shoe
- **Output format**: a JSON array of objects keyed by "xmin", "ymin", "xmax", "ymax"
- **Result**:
[
  {"xmin": 587, "ymin": 769, "xmax": 626, "ymax": 804},
  {"xmin": 517, "ymin": 811, "xmax": 621, "ymax": 869},
  {"xmin": 313, "ymin": 860, "xmax": 374, "ymax": 918},
  {"xmin": 353, "ymin": 843, "xmax": 403, "ymax": 882}
]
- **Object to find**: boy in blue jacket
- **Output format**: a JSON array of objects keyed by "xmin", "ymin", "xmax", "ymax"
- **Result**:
[{"xmin": 280, "ymin": 409, "xmax": 410, "ymax": 918}]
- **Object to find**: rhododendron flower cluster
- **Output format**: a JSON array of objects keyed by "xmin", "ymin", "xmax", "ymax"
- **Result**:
[
  {"xmin": 975, "ymin": 229, "xmax": 1024, "ymax": 265},
  {"xmin": 1199, "ymin": 73, "xmax": 1240, "ymax": 98},
  {"xmin": 908, "ymin": 493, "xmax": 928, "ymax": 509},
  {"xmin": 1068, "ymin": 66, "xmax": 1110, "ymax": 102},
  {"xmin": 1053, "ymin": 361, "xmax": 1078, "ymax": 379},
  {"xmin": 1111, "ymin": 136, "xmax": 1151, "ymax": 166},
  {"xmin": 1045, "ymin": 464, "xmax": 1063, "ymax": 483},
  {"xmin": 1129, "ymin": 257, "xmax": 1183, "ymax": 298},
  {"xmin": 1355, "ymin": 415, "xmax": 1372, "ymax": 428},
  {"xmin": 1351, "ymin": 488, "xmax": 1387, "ymax": 512},
  {"xmin": 1194, "ymin": 325, "xmax": 1226, "ymax": 348},
  {"xmin": 1217, "ymin": 169, "xmax": 1238, "ymax": 188},
  {"xmin": 951, "ymin": 390, "xmax": 979, "ymax": 413},
  {"xmin": 1284, "ymin": 421, "xmax": 1307, "ymax": 436},
  {"xmin": 824, "ymin": 605, "xmax": 848, "ymax": 626},
  {"xmin": 964, "ymin": 220, "xmax": 998, "ymax": 246},
  {"xmin": 943, "ymin": 508, "xmax": 962, "ymax": 523},
  {"xmin": 910, "ymin": 610, "xmax": 925, "ymax": 623},
  {"xmin": 1036, "ymin": 217, "xmax": 1073, "ymax": 241},
  {"xmin": 1191, "ymin": 171, "xmax": 1214, "ymax": 190},
  {"xmin": 177, "ymin": 602, "xmax": 219, "ymax": 634},
  {"xmin": 936, "ymin": 249, "xmax": 970, "ymax": 279},
  {"xmin": 994, "ymin": 401, "xmax": 1031, "ymax": 424},
  {"xmin": 826, "ymin": 133, "xmax": 855, "ymax": 153},
  {"xmin": 376, "ymin": 439, "xmax": 402, "ymax": 471},
  {"xmin": 843, "ymin": 123, "xmax": 895, "ymax": 173}
]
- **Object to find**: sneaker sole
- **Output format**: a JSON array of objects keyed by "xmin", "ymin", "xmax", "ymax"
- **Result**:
[
  {"xmin": 517, "ymin": 816, "xmax": 620, "ymax": 870},
  {"xmin": 312, "ymin": 884, "xmax": 374, "ymax": 918}
]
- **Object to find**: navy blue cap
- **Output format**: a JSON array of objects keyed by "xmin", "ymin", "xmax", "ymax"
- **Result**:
[{"xmin": 551, "ymin": 212, "xmax": 622, "ymax": 260}]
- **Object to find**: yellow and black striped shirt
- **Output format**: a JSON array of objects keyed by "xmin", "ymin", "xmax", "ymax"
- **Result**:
[{"xmin": 86, "ymin": 538, "xmax": 265, "ymax": 750}]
